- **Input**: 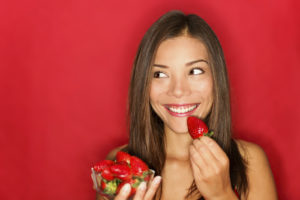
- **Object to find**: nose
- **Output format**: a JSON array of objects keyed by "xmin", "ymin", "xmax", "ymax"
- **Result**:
[{"xmin": 167, "ymin": 76, "xmax": 191, "ymax": 98}]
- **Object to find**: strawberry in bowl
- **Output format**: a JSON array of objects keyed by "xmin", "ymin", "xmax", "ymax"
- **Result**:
[{"xmin": 91, "ymin": 151, "xmax": 155, "ymax": 199}]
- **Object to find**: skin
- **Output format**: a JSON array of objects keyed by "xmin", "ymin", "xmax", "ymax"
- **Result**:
[
  {"xmin": 150, "ymin": 35, "xmax": 236, "ymax": 200},
  {"xmin": 150, "ymin": 35, "xmax": 213, "ymax": 134},
  {"xmin": 97, "ymin": 35, "xmax": 278, "ymax": 200}
]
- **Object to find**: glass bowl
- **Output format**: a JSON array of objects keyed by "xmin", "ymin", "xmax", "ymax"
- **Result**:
[{"xmin": 91, "ymin": 167, "xmax": 155, "ymax": 199}]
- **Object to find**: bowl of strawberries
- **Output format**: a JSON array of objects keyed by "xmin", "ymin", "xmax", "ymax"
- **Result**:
[{"xmin": 91, "ymin": 151, "xmax": 155, "ymax": 199}]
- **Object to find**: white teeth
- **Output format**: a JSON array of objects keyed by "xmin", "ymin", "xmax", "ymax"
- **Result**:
[{"xmin": 168, "ymin": 105, "xmax": 197, "ymax": 114}]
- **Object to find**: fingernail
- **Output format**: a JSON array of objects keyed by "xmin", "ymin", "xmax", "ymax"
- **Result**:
[
  {"xmin": 139, "ymin": 182, "xmax": 147, "ymax": 191},
  {"xmin": 121, "ymin": 183, "xmax": 131, "ymax": 194},
  {"xmin": 153, "ymin": 176, "xmax": 161, "ymax": 185}
]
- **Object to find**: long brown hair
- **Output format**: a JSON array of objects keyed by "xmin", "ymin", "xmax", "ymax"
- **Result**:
[{"xmin": 126, "ymin": 10, "xmax": 248, "ymax": 199}]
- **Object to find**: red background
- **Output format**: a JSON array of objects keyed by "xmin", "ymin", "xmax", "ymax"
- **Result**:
[{"xmin": 1, "ymin": 0, "xmax": 299, "ymax": 199}]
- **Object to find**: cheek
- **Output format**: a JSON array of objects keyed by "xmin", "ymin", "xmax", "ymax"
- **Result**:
[
  {"xmin": 150, "ymin": 81, "xmax": 170, "ymax": 121},
  {"xmin": 203, "ymin": 81, "xmax": 214, "ymax": 112},
  {"xmin": 150, "ymin": 81, "xmax": 167, "ymax": 102},
  {"xmin": 150, "ymin": 83, "xmax": 162, "ymax": 113},
  {"xmin": 150, "ymin": 85, "xmax": 158, "ymax": 104},
  {"xmin": 204, "ymin": 82, "xmax": 214, "ymax": 102},
  {"xmin": 192, "ymin": 78, "xmax": 214, "ymax": 113},
  {"xmin": 192, "ymin": 78, "xmax": 213, "ymax": 97},
  {"xmin": 202, "ymin": 83, "xmax": 213, "ymax": 106}
]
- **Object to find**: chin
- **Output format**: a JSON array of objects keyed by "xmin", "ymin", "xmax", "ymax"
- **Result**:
[{"xmin": 166, "ymin": 123, "xmax": 189, "ymax": 134}]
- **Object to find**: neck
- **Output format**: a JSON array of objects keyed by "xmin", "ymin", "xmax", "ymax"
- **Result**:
[{"xmin": 164, "ymin": 125, "xmax": 193, "ymax": 161}]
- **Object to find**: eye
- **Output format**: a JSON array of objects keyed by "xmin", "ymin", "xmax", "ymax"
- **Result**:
[
  {"xmin": 189, "ymin": 68, "xmax": 204, "ymax": 75},
  {"xmin": 153, "ymin": 71, "xmax": 168, "ymax": 78}
]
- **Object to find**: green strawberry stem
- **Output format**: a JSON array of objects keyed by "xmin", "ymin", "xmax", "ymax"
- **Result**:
[
  {"xmin": 203, "ymin": 131, "xmax": 214, "ymax": 137},
  {"xmin": 132, "ymin": 179, "xmax": 141, "ymax": 188},
  {"xmin": 103, "ymin": 179, "xmax": 118, "ymax": 195}
]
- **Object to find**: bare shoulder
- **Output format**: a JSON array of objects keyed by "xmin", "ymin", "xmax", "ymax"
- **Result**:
[
  {"xmin": 235, "ymin": 139, "xmax": 272, "ymax": 173},
  {"xmin": 235, "ymin": 139, "xmax": 278, "ymax": 200},
  {"xmin": 105, "ymin": 144, "xmax": 128, "ymax": 160},
  {"xmin": 235, "ymin": 139, "xmax": 266, "ymax": 163}
]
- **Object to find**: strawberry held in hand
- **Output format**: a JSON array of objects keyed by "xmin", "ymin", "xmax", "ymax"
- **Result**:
[{"xmin": 187, "ymin": 116, "xmax": 214, "ymax": 139}]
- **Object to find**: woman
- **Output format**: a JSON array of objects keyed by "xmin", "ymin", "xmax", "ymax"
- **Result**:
[{"xmin": 98, "ymin": 10, "xmax": 277, "ymax": 200}]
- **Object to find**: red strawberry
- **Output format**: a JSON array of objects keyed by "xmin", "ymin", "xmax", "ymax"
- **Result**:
[
  {"xmin": 234, "ymin": 188, "xmax": 240, "ymax": 199},
  {"xmin": 101, "ymin": 180, "xmax": 106, "ymax": 191},
  {"xmin": 187, "ymin": 116, "xmax": 213, "ymax": 139},
  {"xmin": 101, "ymin": 166, "xmax": 114, "ymax": 181},
  {"xmin": 116, "ymin": 161, "xmax": 129, "ymax": 166},
  {"xmin": 116, "ymin": 151, "xmax": 131, "ymax": 164},
  {"xmin": 130, "ymin": 156, "xmax": 149, "ymax": 176},
  {"xmin": 143, "ymin": 170, "xmax": 154, "ymax": 181},
  {"xmin": 93, "ymin": 160, "xmax": 114, "ymax": 172},
  {"xmin": 110, "ymin": 163, "xmax": 132, "ymax": 181},
  {"xmin": 144, "ymin": 174, "xmax": 151, "ymax": 181}
]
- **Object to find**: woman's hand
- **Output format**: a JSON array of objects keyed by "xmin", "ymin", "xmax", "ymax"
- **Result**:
[
  {"xmin": 114, "ymin": 176, "xmax": 161, "ymax": 200},
  {"xmin": 189, "ymin": 136, "xmax": 238, "ymax": 200}
]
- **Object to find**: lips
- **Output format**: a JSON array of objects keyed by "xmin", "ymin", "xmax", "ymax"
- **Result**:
[{"xmin": 164, "ymin": 104, "xmax": 199, "ymax": 117}]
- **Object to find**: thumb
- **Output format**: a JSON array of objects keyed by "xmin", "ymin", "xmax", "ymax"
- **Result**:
[{"xmin": 115, "ymin": 183, "xmax": 131, "ymax": 200}]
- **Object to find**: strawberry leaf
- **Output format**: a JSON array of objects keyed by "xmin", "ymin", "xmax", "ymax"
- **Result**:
[{"xmin": 204, "ymin": 131, "xmax": 214, "ymax": 137}]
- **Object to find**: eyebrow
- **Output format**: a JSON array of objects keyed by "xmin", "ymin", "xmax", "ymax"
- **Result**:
[{"xmin": 153, "ymin": 59, "xmax": 208, "ymax": 68}]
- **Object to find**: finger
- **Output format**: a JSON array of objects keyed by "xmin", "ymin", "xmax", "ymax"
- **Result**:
[
  {"xmin": 133, "ymin": 182, "xmax": 147, "ymax": 200},
  {"xmin": 144, "ymin": 176, "xmax": 162, "ymax": 200},
  {"xmin": 201, "ymin": 136, "xmax": 229, "ymax": 165},
  {"xmin": 189, "ymin": 144, "xmax": 207, "ymax": 172},
  {"xmin": 115, "ymin": 183, "xmax": 131, "ymax": 200},
  {"xmin": 190, "ymin": 157, "xmax": 202, "ymax": 179},
  {"xmin": 193, "ymin": 139, "xmax": 220, "ymax": 170}
]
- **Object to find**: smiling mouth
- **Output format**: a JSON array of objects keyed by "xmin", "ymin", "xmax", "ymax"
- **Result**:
[{"xmin": 164, "ymin": 104, "xmax": 199, "ymax": 116}]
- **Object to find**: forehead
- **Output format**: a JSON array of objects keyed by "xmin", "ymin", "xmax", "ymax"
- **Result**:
[{"xmin": 154, "ymin": 36, "xmax": 209, "ymax": 64}]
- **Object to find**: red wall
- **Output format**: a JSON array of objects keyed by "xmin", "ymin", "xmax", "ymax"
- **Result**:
[{"xmin": 1, "ymin": 0, "xmax": 299, "ymax": 199}]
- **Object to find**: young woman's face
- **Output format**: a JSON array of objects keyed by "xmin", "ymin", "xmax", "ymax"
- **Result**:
[{"xmin": 150, "ymin": 36, "xmax": 214, "ymax": 134}]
